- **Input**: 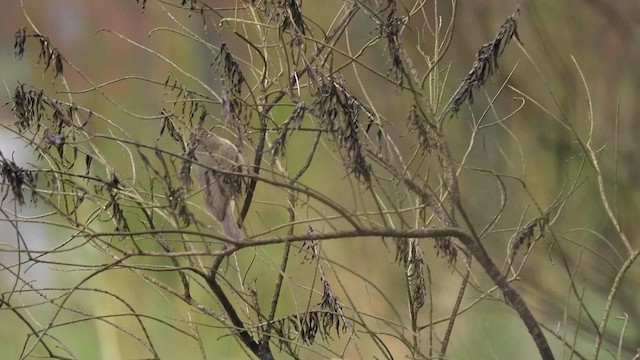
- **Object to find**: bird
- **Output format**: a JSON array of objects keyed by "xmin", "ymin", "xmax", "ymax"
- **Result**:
[{"xmin": 194, "ymin": 129, "xmax": 244, "ymax": 241}]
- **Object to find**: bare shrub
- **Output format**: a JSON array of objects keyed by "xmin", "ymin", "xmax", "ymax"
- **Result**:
[{"xmin": 1, "ymin": 1, "xmax": 638, "ymax": 359}]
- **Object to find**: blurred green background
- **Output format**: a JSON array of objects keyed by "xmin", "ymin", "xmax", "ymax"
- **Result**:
[{"xmin": 1, "ymin": 1, "xmax": 639, "ymax": 359}]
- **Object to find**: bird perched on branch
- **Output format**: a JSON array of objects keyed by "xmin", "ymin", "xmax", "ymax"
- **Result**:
[{"xmin": 194, "ymin": 129, "xmax": 244, "ymax": 241}]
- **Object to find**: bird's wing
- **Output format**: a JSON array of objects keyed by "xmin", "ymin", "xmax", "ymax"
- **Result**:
[{"xmin": 199, "ymin": 168, "xmax": 231, "ymax": 221}]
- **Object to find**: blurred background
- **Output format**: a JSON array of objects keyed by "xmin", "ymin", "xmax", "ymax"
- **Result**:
[{"xmin": 1, "ymin": 0, "xmax": 640, "ymax": 359}]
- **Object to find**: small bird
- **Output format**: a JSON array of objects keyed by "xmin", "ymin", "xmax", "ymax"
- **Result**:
[{"xmin": 194, "ymin": 129, "xmax": 243, "ymax": 241}]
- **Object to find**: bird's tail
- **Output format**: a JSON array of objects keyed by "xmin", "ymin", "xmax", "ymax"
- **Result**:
[{"xmin": 222, "ymin": 211, "xmax": 243, "ymax": 241}]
